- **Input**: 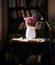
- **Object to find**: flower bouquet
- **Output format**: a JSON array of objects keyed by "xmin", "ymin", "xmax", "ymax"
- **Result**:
[
  {"xmin": 24, "ymin": 15, "xmax": 38, "ymax": 40},
  {"xmin": 24, "ymin": 15, "xmax": 38, "ymax": 26}
]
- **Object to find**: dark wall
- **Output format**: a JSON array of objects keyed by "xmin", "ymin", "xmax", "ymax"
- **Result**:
[
  {"xmin": 0, "ymin": 1, "xmax": 8, "ymax": 64},
  {"xmin": 0, "ymin": 0, "xmax": 8, "ymax": 53},
  {"xmin": 0, "ymin": 0, "xmax": 8, "ymax": 44},
  {"xmin": 0, "ymin": 0, "xmax": 2, "ymax": 42}
]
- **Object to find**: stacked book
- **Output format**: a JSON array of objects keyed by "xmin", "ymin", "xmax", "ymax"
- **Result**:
[{"xmin": 8, "ymin": 0, "xmax": 46, "ymax": 7}]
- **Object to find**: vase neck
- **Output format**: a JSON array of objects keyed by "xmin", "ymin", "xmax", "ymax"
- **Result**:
[{"xmin": 26, "ymin": 25, "xmax": 35, "ymax": 30}]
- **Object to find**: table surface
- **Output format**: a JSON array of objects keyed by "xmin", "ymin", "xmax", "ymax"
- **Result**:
[{"xmin": 9, "ymin": 37, "xmax": 49, "ymax": 44}]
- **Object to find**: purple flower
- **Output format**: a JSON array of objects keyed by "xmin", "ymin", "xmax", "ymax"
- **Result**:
[{"xmin": 24, "ymin": 16, "xmax": 38, "ymax": 26}]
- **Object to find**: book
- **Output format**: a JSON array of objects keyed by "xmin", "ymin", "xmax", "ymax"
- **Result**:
[
  {"xmin": 26, "ymin": 10, "xmax": 30, "ymax": 17},
  {"xmin": 18, "ymin": 22, "xmax": 24, "ymax": 30},
  {"xmin": 21, "ymin": 10, "xmax": 25, "ymax": 18},
  {"xmin": 29, "ymin": 0, "xmax": 39, "ymax": 7},
  {"xmin": 11, "ymin": 37, "xmax": 45, "ymax": 42},
  {"xmin": 8, "ymin": 0, "xmax": 16, "ymax": 7},
  {"xmin": 13, "ymin": 0, "xmax": 16, "ymax": 7},
  {"xmin": 18, "ymin": 11, "xmax": 22, "ymax": 18},
  {"xmin": 26, "ymin": 55, "xmax": 41, "ymax": 63},
  {"xmin": 23, "ymin": 23, "xmax": 26, "ymax": 30},
  {"xmin": 17, "ymin": 0, "xmax": 21, "ymax": 7},
  {"xmin": 38, "ymin": 0, "xmax": 45, "ymax": 7},
  {"xmin": 8, "ymin": 0, "xmax": 13, "ymax": 7},
  {"xmin": 12, "ymin": 10, "xmax": 17, "ymax": 18},
  {"xmin": 23, "ymin": 0, "xmax": 26, "ymax": 7},
  {"xmin": 20, "ymin": 0, "xmax": 26, "ymax": 7},
  {"xmin": 20, "ymin": 0, "xmax": 24, "ymax": 7}
]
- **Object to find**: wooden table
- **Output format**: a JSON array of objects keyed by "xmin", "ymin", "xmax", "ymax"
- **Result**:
[{"xmin": 9, "ymin": 38, "xmax": 52, "ymax": 65}]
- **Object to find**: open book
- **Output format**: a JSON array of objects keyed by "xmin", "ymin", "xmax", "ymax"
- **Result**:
[{"xmin": 11, "ymin": 37, "xmax": 45, "ymax": 42}]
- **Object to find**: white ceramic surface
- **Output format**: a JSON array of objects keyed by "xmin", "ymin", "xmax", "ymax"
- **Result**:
[{"xmin": 25, "ymin": 25, "xmax": 36, "ymax": 40}]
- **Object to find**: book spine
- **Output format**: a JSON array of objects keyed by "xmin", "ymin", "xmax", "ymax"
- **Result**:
[
  {"xmin": 38, "ymin": 0, "xmax": 42, "ymax": 7},
  {"xmin": 23, "ymin": 0, "xmax": 26, "ymax": 7},
  {"xmin": 20, "ymin": 0, "xmax": 24, "ymax": 7},
  {"xmin": 17, "ymin": 0, "xmax": 21, "ymax": 7},
  {"xmin": 21, "ymin": 10, "xmax": 25, "ymax": 18},
  {"xmin": 20, "ymin": 0, "xmax": 26, "ymax": 7},
  {"xmin": 29, "ymin": 0, "xmax": 39, "ymax": 7},
  {"xmin": 26, "ymin": 10, "xmax": 30, "ymax": 17},
  {"xmin": 8, "ymin": 0, "xmax": 13, "ymax": 7},
  {"xmin": 18, "ymin": 22, "xmax": 24, "ymax": 30},
  {"xmin": 13, "ymin": 10, "xmax": 17, "ymax": 18},
  {"xmin": 18, "ymin": 11, "xmax": 22, "ymax": 17},
  {"xmin": 29, "ymin": 0, "xmax": 33, "ymax": 7},
  {"xmin": 13, "ymin": 0, "xmax": 16, "ymax": 7}
]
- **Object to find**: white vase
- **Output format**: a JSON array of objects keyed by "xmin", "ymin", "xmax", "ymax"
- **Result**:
[{"xmin": 25, "ymin": 25, "xmax": 36, "ymax": 40}]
